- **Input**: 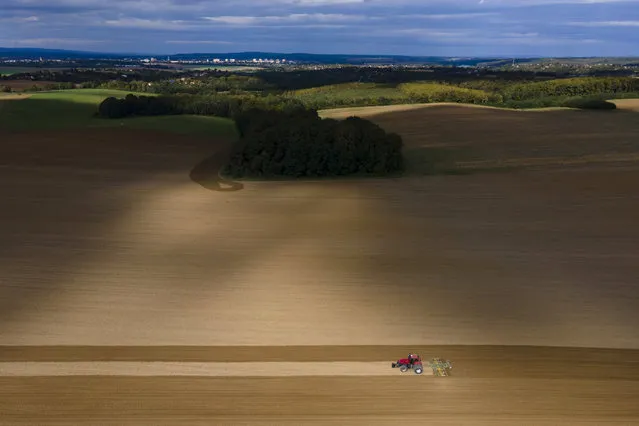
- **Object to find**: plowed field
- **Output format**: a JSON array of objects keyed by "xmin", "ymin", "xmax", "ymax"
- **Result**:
[{"xmin": 1, "ymin": 105, "xmax": 638, "ymax": 423}]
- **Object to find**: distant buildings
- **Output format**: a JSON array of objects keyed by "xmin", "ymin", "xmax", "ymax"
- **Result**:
[{"xmin": 138, "ymin": 57, "xmax": 290, "ymax": 67}]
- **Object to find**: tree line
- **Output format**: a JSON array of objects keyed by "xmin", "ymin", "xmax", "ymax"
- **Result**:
[
  {"xmin": 500, "ymin": 77, "xmax": 639, "ymax": 101},
  {"xmin": 14, "ymin": 65, "xmax": 638, "ymax": 111},
  {"xmin": 96, "ymin": 93, "xmax": 308, "ymax": 120},
  {"xmin": 285, "ymin": 78, "xmax": 638, "ymax": 110}
]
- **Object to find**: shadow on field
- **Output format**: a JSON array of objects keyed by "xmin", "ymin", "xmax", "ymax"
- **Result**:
[
  {"xmin": 0, "ymin": 98, "xmax": 98, "ymax": 132},
  {"xmin": 189, "ymin": 147, "xmax": 244, "ymax": 192},
  {"xmin": 0, "ymin": 128, "xmax": 248, "ymax": 331},
  {"xmin": 3, "ymin": 102, "xmax": 639, "ymax": 347}
]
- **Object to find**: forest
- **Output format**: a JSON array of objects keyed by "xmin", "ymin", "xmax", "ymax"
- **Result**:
[{"xmin": 5, "ymin": 65, "xmax": 638, "ymax": 111}]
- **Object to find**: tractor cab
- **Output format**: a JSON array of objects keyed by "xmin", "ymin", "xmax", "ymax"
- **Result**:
[
  {"xmin": 396, "ymin": 353, "xmax": 421, "ymax": 365},
  {"xmin": 392, "ymin": 353, "xmax": 424, "ymax": 374}
]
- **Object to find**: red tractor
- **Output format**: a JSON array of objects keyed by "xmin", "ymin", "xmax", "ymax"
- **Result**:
[{"xmin": 391, "ymin": 353, "xmax": 424, "ymax": 375}]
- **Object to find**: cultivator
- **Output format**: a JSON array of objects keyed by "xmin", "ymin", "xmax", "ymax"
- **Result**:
[{"xmin": 429, "ymin": 357, "xmax": 453, "ymax": 376}]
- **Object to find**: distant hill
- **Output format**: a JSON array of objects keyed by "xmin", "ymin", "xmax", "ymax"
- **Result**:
[
  {"xmin": 0, "ymin": 47, "xmax": 515, "ymax": 65},
  {"xmin": 0, "ymin": 47, "xmax": 127, "ymax": 59},
  {"xmin": 166, "ymin": 51, "xmax": 512, "ymax": 66},
  {"xmin": 1, "ymin": 47, "xmax": 638, "ymax": 67}
]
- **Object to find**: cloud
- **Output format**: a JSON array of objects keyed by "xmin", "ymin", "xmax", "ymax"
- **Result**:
[
  {"xmin": 279, "ymin": 0, "xmax": 367, "ymax": 4},
  {"xmin": 0, "ymin": 15, "xmax": 40, "ymax": 23},
  {"xmin": 0, "ymin": 38, "xmax": 105, "ymax": 46},
  {"xmin": 165, "ymin": 40, "xmax": 234, "ymax": 44},
  {"xmin": 204, "ymin": 13, "xmax": 370, "ymax": 25},
  {"xmin": 0, "ymin": 0, "xmax": 637, "ymax": 56},
  {"xmin": 103, "ymin": 18, "xmax": 192, "ymax": 30},
  {"xmin": 569, "ymin": 20, "xmax": 639, "ymax": 26}
]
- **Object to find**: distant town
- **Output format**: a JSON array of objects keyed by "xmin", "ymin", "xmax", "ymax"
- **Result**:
[{"xmin": 1, "ymin": 48, "xmax": 639, "ymax": 77}]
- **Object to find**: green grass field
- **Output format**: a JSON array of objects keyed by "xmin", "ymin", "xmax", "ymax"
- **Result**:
[{"xmin": 0, "ymin": 89, "xmax": 237, "ymax": 138}]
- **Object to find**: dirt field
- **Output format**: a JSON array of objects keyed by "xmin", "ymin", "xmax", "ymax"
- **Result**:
[
  {"xmin": 0, "ymin": 93, "xmax": 31, "ymax": 100},
  {"xmin": 1, "ymin": 107, "xmax": 638, "ymax": 423},
  {"xmin": 2, "ymin": 137, "xmax": 638, "ymax": 347},
  {"xmin": 1, "ymin": 346, "xmax": 638, "ymax": 424},
  {"xmin": 321, "ymin": 103, "xmax": 639, "ymax": 173},
  {"xmin": 611, "ymin": 98, "xmax": 639, "ymax": 112},
  {"xmin": 318, "ymin": 102, "xmax": 569, "ymax": 120}
]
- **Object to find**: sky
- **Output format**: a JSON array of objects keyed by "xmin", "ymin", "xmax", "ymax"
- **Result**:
[{"xmin": 1, "ymin": 0, "xmax": 639, "ymax": 57}]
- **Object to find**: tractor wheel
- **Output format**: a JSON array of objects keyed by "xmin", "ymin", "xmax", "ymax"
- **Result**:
[
  {"xmin": 414, "ymin": 366, "xmax": 423, "ymax": 375},
  {"xmin": 399, "ymin": 365, "xmax": 408, "ymax": 373}
]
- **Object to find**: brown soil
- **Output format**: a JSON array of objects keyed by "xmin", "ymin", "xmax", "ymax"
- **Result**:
[
  {"xmin": 611, "ymin": 98, "xmax": 639, "ymax": 112},
  {"xmin": 1, "ymin": 345, "xmax": 637, "ymax": 424},
  {"xmin": 0, "ymin": 361, "xmax": 408, "ymax": 377},
  {"xmin": 1, "ymin": 345, "xmax": 638, "ymax": 379},
  {"xmin": 1, "ymin": 114, "xmax": 638, "ymax": 423},
  {"xmin": 2, "ymin": 377, "xmax": 634, "ymax": 425},
  {"xmin": 1, "ymin": 128, "xmax": 638, "ymax": 347},
  {"xmin": 318, "ymin": 102, "xmax": 570, "ymax": 120},
  {"xmin": 0, "ymin": 93, "xmax": 31, "ymax": 100},
  {"xmin": 324, "ymin": 104, "xmax": 639, "ymax": 171},
  {"xmin": 189, "ymin": 141, "xmax": 244, "ymax": 192}
]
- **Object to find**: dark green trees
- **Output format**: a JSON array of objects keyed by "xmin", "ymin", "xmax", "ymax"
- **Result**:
[
  {"xmin": 97, "ymin": 94, "xmax": 179, "ymax": 118},
  {"xmin": 224, "ymin": 109, "xmax": 404, "ymax": 178}
]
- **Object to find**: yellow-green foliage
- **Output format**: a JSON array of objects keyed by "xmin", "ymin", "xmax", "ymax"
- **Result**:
[
  {"xmin": 398, "ymin": 82, "xmax": 501, "ymax": 104},
  {"xmin": 503, "ymin": 77, "xmax": 639, "ymax": 101},
  {"xmin": 293, "ymin": 82, "xmax": 378, "ymax": 96},
  {"xmin": 286, "ymin": 81, "xmax": 506, "ymax": 109},
  {"xmin": 287, "ymin": 83, "xmax": 406, "ymax": 109}
]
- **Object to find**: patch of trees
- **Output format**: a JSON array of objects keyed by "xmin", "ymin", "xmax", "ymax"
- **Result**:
[
  {"xmin": 501, "ymin": 77, "xmax": 639, "ymax": 101},
  {"xmin": 284, "ymin": 82, "xmax": 504, "ymax": 110},
  {"xmin": 96, "ymin": 93, "xmax": 308, "ymax": 119},
  {"xmin": 23, "ymin": 82, "xmax": 76, "ymax": 91},
  {"xmin": 97, "ymin": 94, "xmax": 181, "ymax": 118},
  {"xmin": 85, "ymin": 72, "xmax": 274, "ymax": 95},
  {"xmin": 0, "ymin": 69, "xmax": 179, "ymax": 85},
  {"xmin": 398, "ymin": 82, "xmax": 503, "ymax": 104},
  {"xmin": 255, "ymin": 67, "xmax": 546, "ymax": 91},
  {"xmin": 282, "ymin": 77, "xmax": 639, "ymax": 111},
  {"xmin": 223, "ymin": 109, "xmax": 404, "ymax": 178}
]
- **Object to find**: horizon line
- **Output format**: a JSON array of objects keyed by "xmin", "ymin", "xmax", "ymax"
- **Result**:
[{"xmin": 2, "ymin": 47, "xmax": 638, "ymax": 60}]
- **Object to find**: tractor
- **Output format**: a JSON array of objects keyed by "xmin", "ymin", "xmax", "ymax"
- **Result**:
[{"xmin": 391, "ymin": 353, "xmax": 424, "ymax": 375}]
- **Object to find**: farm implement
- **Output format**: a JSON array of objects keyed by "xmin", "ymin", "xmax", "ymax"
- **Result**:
[{"xmin": 391, "ymin": 354, "xmax": 453, "ymax": 376}]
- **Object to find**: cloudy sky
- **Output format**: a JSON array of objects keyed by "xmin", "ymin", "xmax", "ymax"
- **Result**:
[{"xmin": 1, "ymin": 0, "xmax": 638, "ymax": 56}]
